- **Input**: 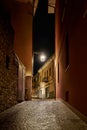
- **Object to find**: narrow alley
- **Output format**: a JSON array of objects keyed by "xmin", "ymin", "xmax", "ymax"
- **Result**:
[
  {"xmin": 0, "ymin": 0, "xmax": 87, "ymax": 130},
  {"xmin": 0, "ymin": 100, "xmax": 87, "ymax": 130}
]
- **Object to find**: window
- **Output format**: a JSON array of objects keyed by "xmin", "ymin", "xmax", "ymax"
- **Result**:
[
  {"xmin": 65, "ymin": 91, "xmax": 69, "ymax": 102},
  {"xmin": 46, "ymin": 87, "xmax": 49, "ymax": 98},
  {"xmin": 44, "ymin": 72, "xmax": 46, "ymax": 77},
  {"xmin": 35, "ymin": 77, "xmax": 37, "ymax": 81}
]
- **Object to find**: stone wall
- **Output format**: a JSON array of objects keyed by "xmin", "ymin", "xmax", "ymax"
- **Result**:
[{"xmin": 0, "ymin": 11, "xmax": 18, "ymax": 112}]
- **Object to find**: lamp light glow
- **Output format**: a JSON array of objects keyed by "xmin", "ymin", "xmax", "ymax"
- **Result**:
[{"xmin": 40, "ymin": 54, "xmax": 46, "ymax": 62}]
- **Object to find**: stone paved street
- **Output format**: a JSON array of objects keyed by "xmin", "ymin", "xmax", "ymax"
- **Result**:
[{"xmin": 0, "ymin": 100, "xmax": 87, "ymax": 130}]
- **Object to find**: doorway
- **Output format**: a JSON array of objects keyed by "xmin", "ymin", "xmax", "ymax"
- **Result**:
[{"xmin": 46, "ymin": 87, "xmax": 49, "ymax": 98}]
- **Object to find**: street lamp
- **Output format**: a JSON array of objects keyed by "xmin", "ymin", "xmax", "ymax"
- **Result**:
[
  {"xmin": 39, "ymin": 53, "xmax": 46, "ymax": 62},
  {"xmin": 34, "ymin": 52, "xmax": 46, "ymax": 62},
  {"xmin": 33, "ymin": 52, "xmax": 46, "ymax": 75}
]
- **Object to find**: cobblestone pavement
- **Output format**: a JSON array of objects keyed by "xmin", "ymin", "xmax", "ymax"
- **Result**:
[{"xmin": 0, "ymin": 100, "xmax": 87, "ymax": 130}]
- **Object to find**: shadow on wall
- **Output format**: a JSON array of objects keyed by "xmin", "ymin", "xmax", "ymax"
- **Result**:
[{"xmin": 0, "ymin": 9, "xmax": 18, "ymax": 113}]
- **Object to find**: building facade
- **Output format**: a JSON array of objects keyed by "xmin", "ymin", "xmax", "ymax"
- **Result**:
[
  {"xmin": 11, "ymin": 1, "xmax": 33, "ymax": 100},
  {"xmin": 55, "ymin": 0, "xmax": 87, "ymax": 116},
  {"xmin": 0, "ymin": 10, "xmax": 18, "ymax": 112},
  {"xmin": 32, "ymin": 55, "xmax": 55, "ymax": 99},
  {"xmin": 0, "ymin": 0, "xmax": 39, "ymax": 112}
]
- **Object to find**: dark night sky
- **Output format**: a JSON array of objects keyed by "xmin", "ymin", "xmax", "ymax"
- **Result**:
[{"xmin": 33, "ymin": 0, "xmax": 55, "ymax": 75}]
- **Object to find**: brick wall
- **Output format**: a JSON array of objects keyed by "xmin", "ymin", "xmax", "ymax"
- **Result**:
[{"xmin": 0, "ymin": 11, "xmax": 18, "ymax": 112}]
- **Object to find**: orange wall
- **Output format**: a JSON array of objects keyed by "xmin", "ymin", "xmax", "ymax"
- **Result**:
[
  {"xmin": 55, "ymin": 0, "xmax": 60, "ymax": 97},
  {"xmin": 11, "ymin": 1, "xmax": 33, "ymax": 76},
  {"xmin": 55, "ymin": 0, "xmax": 87, "ymax": 116}
]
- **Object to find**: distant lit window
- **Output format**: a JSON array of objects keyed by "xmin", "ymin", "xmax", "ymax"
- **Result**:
[
  {"xmin": 36, "ymin": 77, "xmax": 37, "ymax": 81},
  {"xmin": 44, "ymin": 72, "xmax": 45, "ymax": 77},
  {"xmin": 44, "ymin": 72, "xmax": 46, "ymax": 77}
]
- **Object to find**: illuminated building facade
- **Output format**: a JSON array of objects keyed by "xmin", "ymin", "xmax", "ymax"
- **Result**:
[{"xmin": 32, "ymin": 55, "xmax": 55, "ymax": 99}]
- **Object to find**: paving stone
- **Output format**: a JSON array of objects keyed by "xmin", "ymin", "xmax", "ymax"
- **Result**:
[{"xmin": 0, "ymin": 100, "xmax": 87, "ymax": 130}]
